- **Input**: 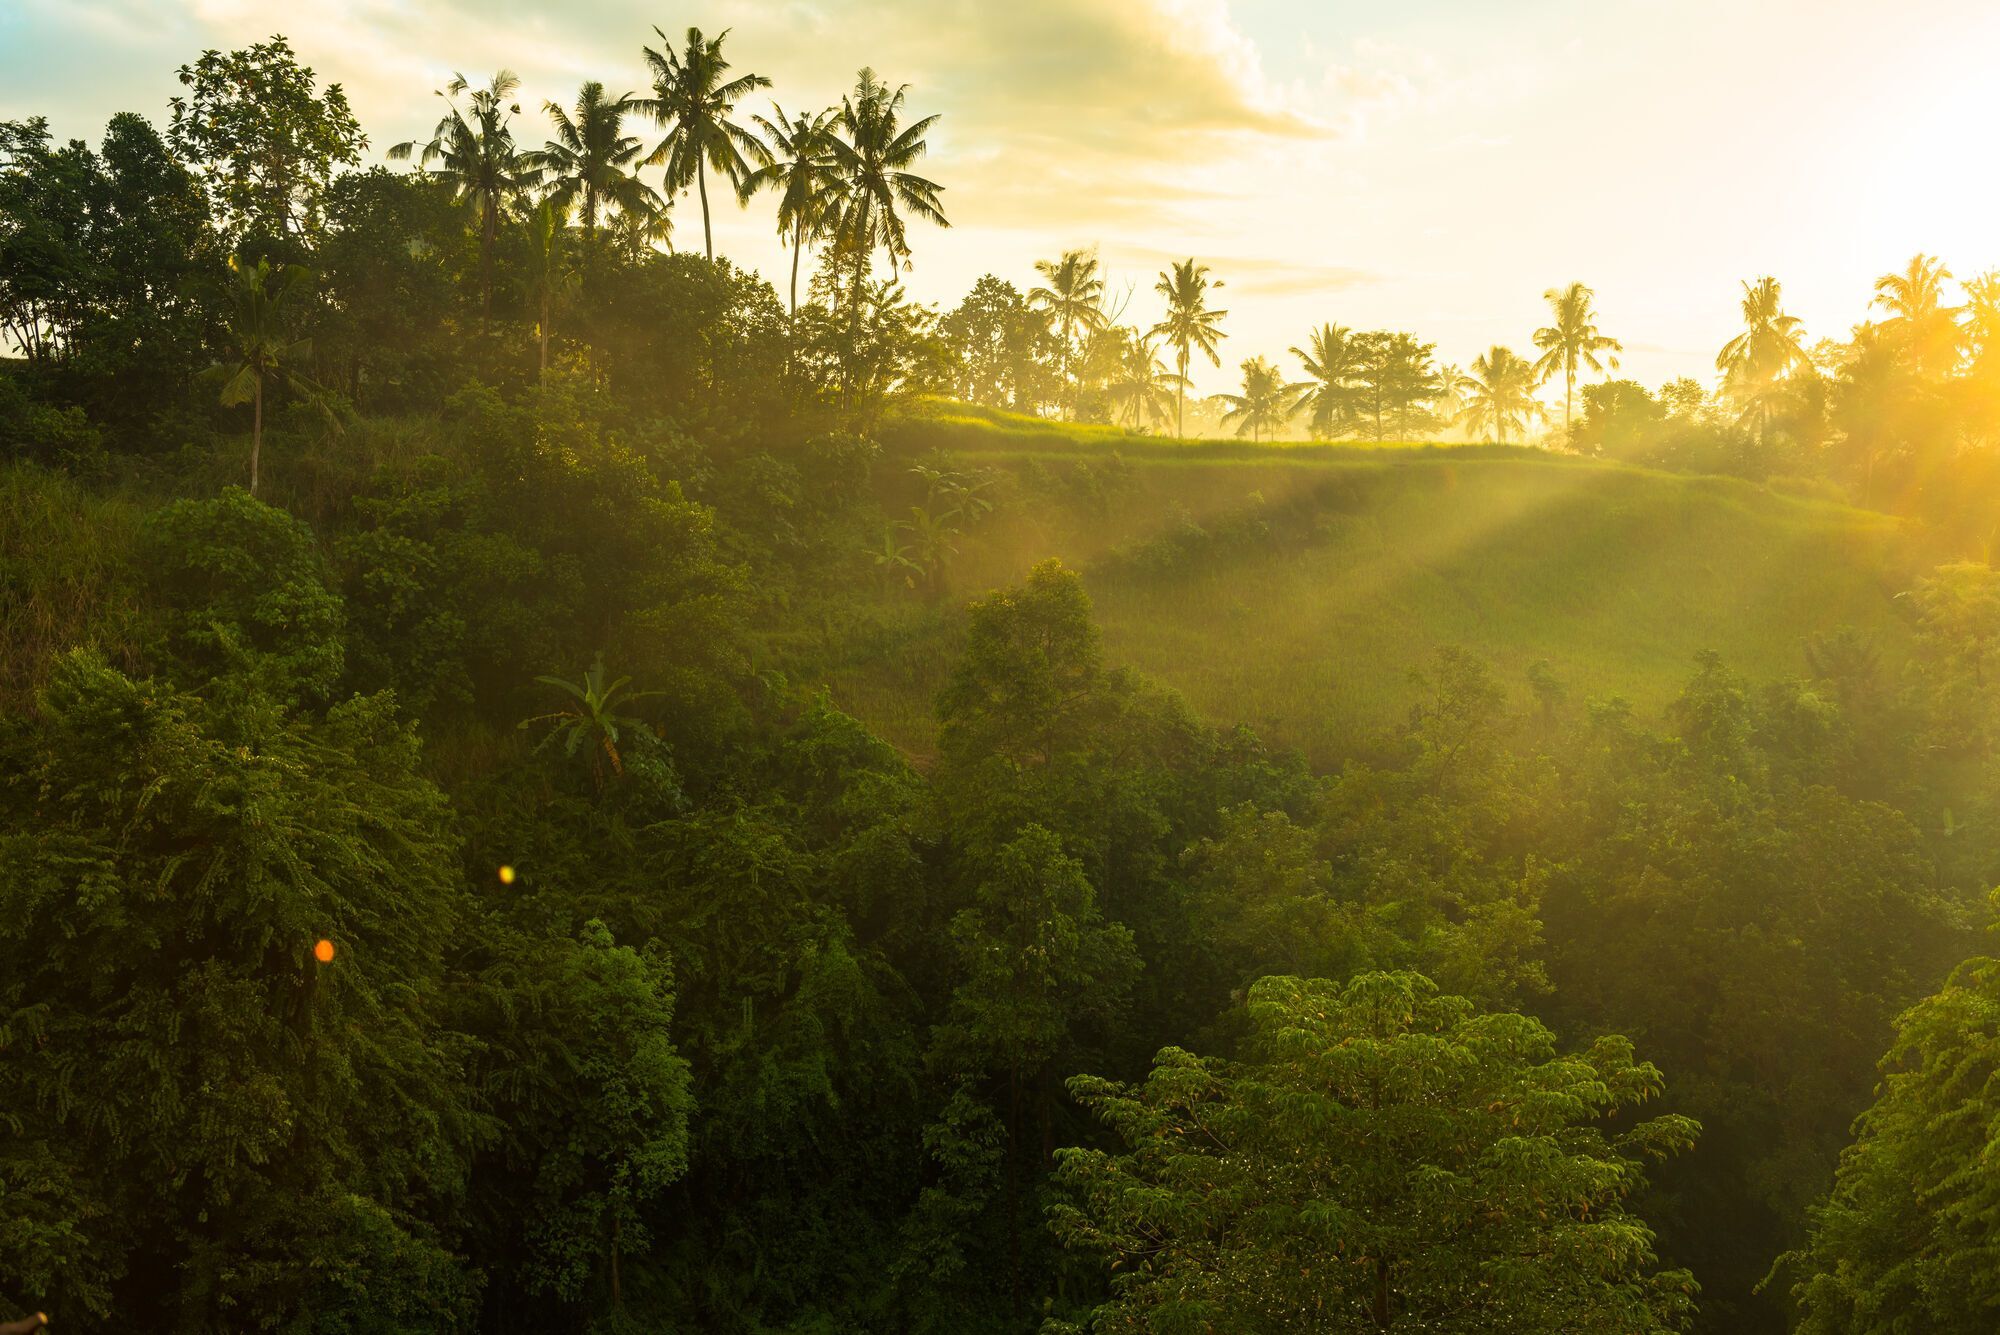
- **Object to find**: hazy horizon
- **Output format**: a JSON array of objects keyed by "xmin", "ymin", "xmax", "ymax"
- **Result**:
[{"xmin": 6, "ymin": 0, "xmax": 1998, "ymax": 394}]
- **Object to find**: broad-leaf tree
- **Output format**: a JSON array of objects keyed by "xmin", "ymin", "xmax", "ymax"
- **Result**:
[
  {"xmin": 1783, "ymin": 954, "xmax": 2000, "ymax": 1334},
  {"xmin": 168, "ymin": 36, "xmax": 365, "ymax": 241},
  {"xmin": 1049, "ymin": 971, "xmax": 1702, "ymax": 1333}
]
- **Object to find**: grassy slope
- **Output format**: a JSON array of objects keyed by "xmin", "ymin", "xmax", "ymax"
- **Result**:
[{"xmin": 816, "ymin": 403, "xmax": 1919, "ymax": 762}]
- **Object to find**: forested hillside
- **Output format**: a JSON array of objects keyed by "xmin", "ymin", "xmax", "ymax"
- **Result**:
[{"xmin": 8, "ymin": 28, "xmax": 2000, "ymax": 1335}]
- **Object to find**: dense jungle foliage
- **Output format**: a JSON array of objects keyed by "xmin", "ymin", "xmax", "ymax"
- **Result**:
[{"xmin": 8, "ymin": 29, "xmax": 2000, "ymax": 1335}]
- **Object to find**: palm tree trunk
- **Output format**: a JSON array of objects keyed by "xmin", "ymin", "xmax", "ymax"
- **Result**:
[
  {"xmin": 250, "ymin": 375, "xmax": 263, "ymax": 496},
  {"xmin": 584, "ymin": 186, "xmax": 597, "ymax": 239},
  {"xmin": 790, "ymin": 219, "xmax": 803, "ymax": 317},
  {"xmin": 480, "ymin": 202, "xmax": 497, "ymax": 324},
  {"xmin": 698, "ymin": 159, "xmax": 713, "ymax": 260},
  {"xmin": 1565, "ymin": 364, "xmax": 1574, "ymax": 443},
  {"xmin": 539, "ymin": 290, "xmax": 551, "ymax": 379},
  {"xmin": 1176, "ymin": 347, "xmax": 1188, "ymax": 439}
]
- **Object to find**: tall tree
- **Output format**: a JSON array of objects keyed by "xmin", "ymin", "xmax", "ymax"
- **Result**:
[
  {"xmin": 168, "ymin": 36, "xmax": 365, "ymax": 241},
  {"xmin": 1872, "ymin": 252, "xmax": 1962, "ymax": 378},
  {"xmin": 531, "ymin": 81, "xmax": 659, "ymax": 238},
  {"xmin": 215, "ymin": 254, "xmax": 316, "ymax": 496},
  {"xmin": 742, "ymin": 103, "xmax": 840, "ymax": 315},
  {"xmin": 1350, "ymin": 330, "xmax": 1443, "ymax": 442},
  {"xmin": 1217, "ymin": 355, "xmax": 1300, "ymax": 442},
  {"xmin": 1716, "ymin": 275, "xmax": 1811, "ymax": 437},
  {"xmin": 1717, "ymin": 276, "xmax": 1811, "ymax": 384},
  {"xmin": 1106, "ymin": 329, "xmax": 1179, "ymax": 429},
  {"xmin": 1457, "ymin": 344, "xmax": 1544, "ymax": 443},
  {"xmin": 1533, "ymin": 280, "xmax": 1622, "ymax": 441},
  {"xmin": 388, "ymin": 71, "xmax": 540, "ymax": 322},
  {"xmin": 517, "ymin": 199, "xmax": 579, "ymax": 380},
  {"xmin": 1028, "ymin": 249, "xmax": 1107, "ymax": 419},
  {"xmin": 1148, "ymin": 258, "xmax": 1227, "ymax": 439},
  {"xmin": 1290, "ymin": 322, "xmax": 1364, "ymax": 439},
  {"xmin": 825, "ymin": 68, "xmax": 948, "ymax": 311},
  {"xmin": 634, "ymin": 26, "xmax": 769, "ymax": 261}
]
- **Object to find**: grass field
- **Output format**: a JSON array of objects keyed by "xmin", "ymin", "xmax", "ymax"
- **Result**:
[{"xmin": 809, "ymin": 403, "xmax": 1922, "ymax": 762}]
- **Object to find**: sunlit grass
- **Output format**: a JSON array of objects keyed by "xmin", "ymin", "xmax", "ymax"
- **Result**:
[{"xmin": 820, "ymin": 411, "xmax": 1918, "ymax": 763}]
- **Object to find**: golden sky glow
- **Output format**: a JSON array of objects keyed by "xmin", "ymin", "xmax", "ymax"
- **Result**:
[{"xmin": 8, "ymin": 0, "xmax": 1999, "ymax": 393}]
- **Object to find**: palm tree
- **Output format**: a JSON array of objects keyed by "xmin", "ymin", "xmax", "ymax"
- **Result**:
[
  {"xmin": 517, "ymin": 654, "xmax": 661, "ymax": 791},
  {"xmin": 634, "ymin": 26, "xmax": 770, "ymax": 261},
  {"xmin": 742, "ymin": 103, "xmax": 840, "ymax": 315},
  {"xmin": 1148, "ymin": 259, "xmax": 1227, "ymax": 439},
  {"xmin": 1965, "ymin": 271, "xmax": 2000, "ymax": 360},
  {"xmin": 603, "ymin": 198, "xmax": 674, "ymax": 262},
  {"xmin": 1532, "ymin": 282, "xmax": 1621, "ymax": 440},
  {"xmin": 1873, "ymin": 253, "xmax": 1961, "ymax": 376},
  {"xmin": 217, "ymin": 254, "xmax": 316, "ymax": 496},
  {"xmin": 1457, "ymin": 346, "xmax": 1544, "ymax": 444},
  {"xmin": 532, "ymin": 81, "xmax": 660, "ymax": 238},
  {"xmin": 1028, "ymin": 249, "xmax": 1107, "ymax": 419},
  {"xmin": 825, "ymin": 68, "xmax": 948, "ymax": 313},
  {"xmin": 389, "ymin": 71, "xmax": 541, "ymax": 322},
  {"xmin": 519, "ymin": 199, "xmax": 580, "ymax": 379},
  {"xmin": 1290, "ymin": 322, "xmax": 1364, "ymax": 439},
  {"xmin": 1106, "ymin": 330, "xmax": 1180, "ymax": 429},
  {"xmin": 1717, "ymin": 276, "xmax": 1809, "ymax": 386},
  {"xmin": 1219, "ymin": 356, "xmax": 1301, "ymax": 442},
  {"xmin": 1715, "ymin": 277, "xmax": 1812, "ymax": 438}
]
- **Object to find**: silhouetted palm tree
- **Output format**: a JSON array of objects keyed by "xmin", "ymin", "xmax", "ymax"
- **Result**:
[
  {"xmin": 1219, "ymin": 356, "xmax": 1301, "ymax": 442},
  {"xmin": 1029, "ymin": 249, "xmax": 1107, "ymax": 418},
  {"xmin": 826, "ymin": 69, "xmax": 948, "ymax": 312},
  {"xmin": 1148, "ymin": 259, "xmax": 1227, "ymax": 439},
  {"xmin": 1457, "ymin": 346, "xmax": 1544, "ymax": 444},
  {"xmin": 1717, "ymin": 276, "xmax": 1809, "ymax": 386},
  {"xmin": 1290, "ymin": 322, "xmax": 1364, "ymax": 439},
  {"xmin": 1716, "ymin": 276, "xmax": 1812, "ymax": 438},
  {"xmin": 634, "ymin": 27, "xmax": 769, "ymax": 260},
  {"xmin": 532, "ymin": 81, "xmax": 660, "ymax": 238},
  {"xmin": 1107, "ymin": 330, "xmax": 1179, "ymax": 429},
  {"xmin": 1873, "ymin": 253, "xmax": 1961, "ymax": 376},
  {"xmin": 743, "ymin": 103, "xmax": 840, "ymax": 315},
  {"xmin": 389, "ymin": 71, "xmax": 541, "ymax": 321},
  {"xmin": 1532, "ymin": 282, "xmax": 1621, "ymax": 440}
]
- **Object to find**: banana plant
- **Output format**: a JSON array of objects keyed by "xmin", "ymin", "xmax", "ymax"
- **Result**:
[{"xmin": 518, "ymin": 653, "xmax": 661, "ymax": 790}]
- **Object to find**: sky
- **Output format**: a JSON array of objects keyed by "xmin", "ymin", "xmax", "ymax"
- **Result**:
[{"xmin": 6, "ymin": 0, "xmax": 2000, "ymax": 394}]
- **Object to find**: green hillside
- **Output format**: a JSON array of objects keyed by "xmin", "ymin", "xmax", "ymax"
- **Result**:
[{"xmin": 818, "ymin": 404, "xmax": 1919, "ymax": 760}]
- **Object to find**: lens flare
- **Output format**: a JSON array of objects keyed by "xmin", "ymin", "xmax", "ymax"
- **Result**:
[
  {"xmin": 498, "ymin": 864, "xmax": 516, "ymax": 885},
  {"xmin": 314, "ymin": 938, "xmax": 335, "ymax": 964}
]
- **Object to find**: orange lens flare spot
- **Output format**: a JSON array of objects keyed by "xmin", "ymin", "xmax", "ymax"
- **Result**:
[
  {"xmin": 314, "ymin": 938, "xmax": 335, "ymax": 964},
  {"xmin": 497, "ymin": 864, "xmax": 516, "ymax": 885}
]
